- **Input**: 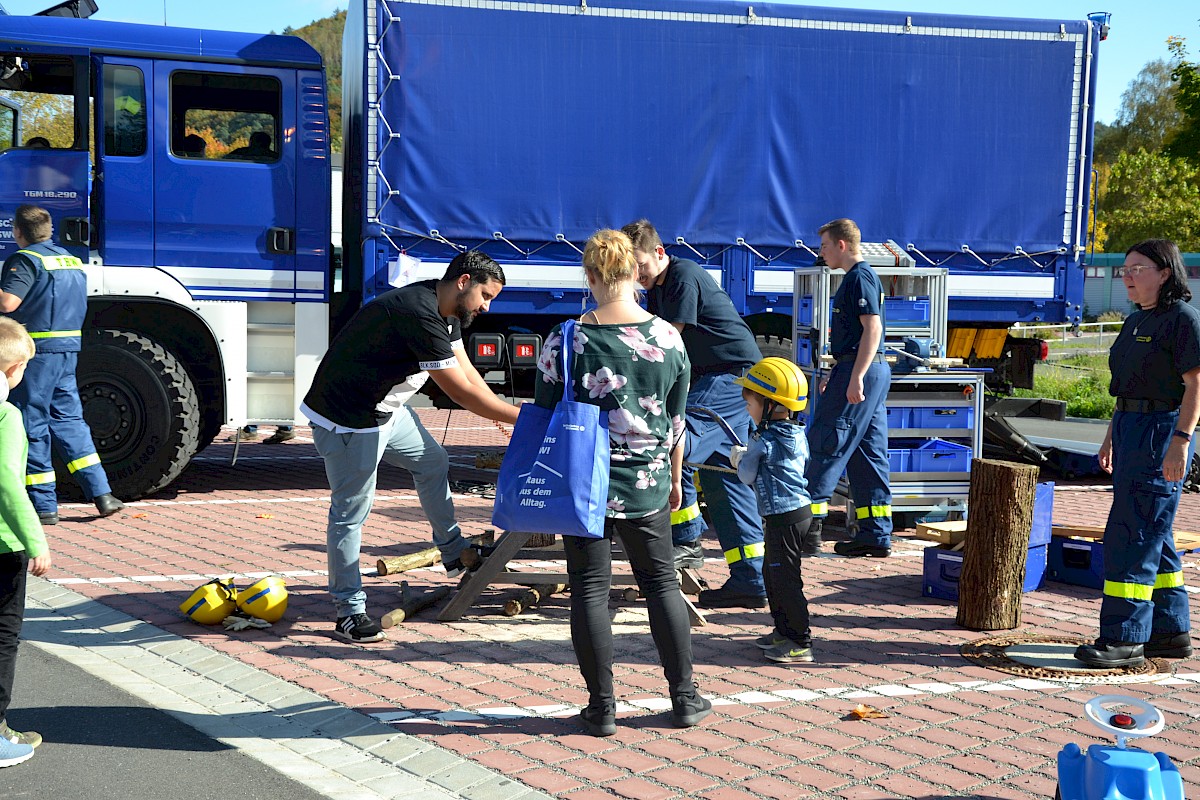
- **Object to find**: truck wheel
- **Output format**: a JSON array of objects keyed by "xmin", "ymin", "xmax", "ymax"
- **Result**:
[
  {"xmin": 755, "ymin": 334, "xmax": 792, "ymax": 361},
  {"xmin": 67, "ymin": 330, "xmax": 202, "ymax": 500}
]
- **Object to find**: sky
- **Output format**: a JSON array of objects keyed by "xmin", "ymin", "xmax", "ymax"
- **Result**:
[{"xmin": 1, "ymin": 0, "xmax": 1198, "ymax": 125}]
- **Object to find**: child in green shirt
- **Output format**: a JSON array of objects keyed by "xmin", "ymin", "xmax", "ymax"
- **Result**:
[{"xmin": 0, "ymin": 317, "xmax": 49, "ymax": 767}]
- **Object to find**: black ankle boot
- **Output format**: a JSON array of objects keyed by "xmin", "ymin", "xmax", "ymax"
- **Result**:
[
  {"xmin": 1074, "ymin": 640, "xmax": 1145, "ymax": 668},
  {"xmin": 1145, "ymin": 631, "xmax": 1192, "ymax": 659}
]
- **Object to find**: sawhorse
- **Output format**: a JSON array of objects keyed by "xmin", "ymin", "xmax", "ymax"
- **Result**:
[{"xmin": 437, "ymin": 529, "xmax": 708, "ymax": 626}]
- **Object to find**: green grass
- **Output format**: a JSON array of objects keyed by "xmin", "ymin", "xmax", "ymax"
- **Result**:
[{"xmin": 1013, "ymin": 354, "xmax": 1113, "ymax": 419}]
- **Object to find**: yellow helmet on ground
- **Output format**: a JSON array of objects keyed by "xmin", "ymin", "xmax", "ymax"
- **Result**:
[
  {"xmin": 735, "ymin": 357, "xmax": 809, "ymax": 412},
  {"xmin": 237, "ymin": 576, "xmax": 288, "ymax": 622},
  {"xmin": 180, "ymin": 578, "xmax": 237, "ymax": 625}
]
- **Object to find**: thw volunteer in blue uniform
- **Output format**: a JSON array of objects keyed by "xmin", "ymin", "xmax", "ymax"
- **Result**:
[
  {"xmin": 623, "ymin": 219, "xmax": 767, "ymax": 609},
  {"xmin": 0, "ymin": 205, "xmax": 124, "ymax": 525},
  {"xmin": 804, "ymin": 219, "xmax": 892, "ymax": 558},
  {"xmin": 1075, "ymin": 238, "xmax": 1199, "ymax": 669}
]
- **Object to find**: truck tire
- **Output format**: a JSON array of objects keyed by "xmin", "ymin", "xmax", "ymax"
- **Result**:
[
  {"xmin": 63, "ymin": 330, "xmax": 202, "ymax": 500},
  {"xmin": 754, "ymin": 334, "xmax": 792, "ymax": 362}
]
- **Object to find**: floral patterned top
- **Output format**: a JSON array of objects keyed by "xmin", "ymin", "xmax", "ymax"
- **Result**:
[{"xmin": 534, "ymin": 316, "xmax": 690, "ymax": 519}]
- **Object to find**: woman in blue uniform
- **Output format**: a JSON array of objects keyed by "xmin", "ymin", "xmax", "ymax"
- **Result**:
[{"xmin": 1075, "ymin": 239, "xmax": 1200, "ymax": 668}]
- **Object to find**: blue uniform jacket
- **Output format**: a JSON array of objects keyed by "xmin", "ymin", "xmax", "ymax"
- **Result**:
[
  {"xmin": 737, "ymin": 419, "xmax": 812, "ymax": 518},
  {"xmin": 0, "ymin": 241, "xmax": 87, "ymax": 353}
]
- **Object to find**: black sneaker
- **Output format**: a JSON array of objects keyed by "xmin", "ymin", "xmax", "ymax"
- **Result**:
[
  {"xmin": 1145, "ymin": 631, "xmax": 1193, "ymax": 659},
  {"xmin": 673, "ymin": 541, "xmax": 704, "ymax": 570},
  {"xmin": 833, "ymin": 540, "xmax": 891, "ymax": 558},
  {"xmin": 579, "ymin": 702, "xmax": 616, "ymax": 737},
  {"xmin": 94, "ymin": 494, "xmax": 125, "ymax": 517},
  {"xmin": 1074, "ymin": 640, "xmax": 1144, "ymax": 668},
  {"xmin": 670, "ymin": 689, "xmax": 713, "ymax": 728},
  {"xmin": 444, "ymin": 543, "xmax": 494, "ymax": 578},
  {"xmin": 334, "ymin": 613, "xmax": 386, "ymax": 643},
  {"xmin": 763, "ymin": 639, "xmax": 815, "ymax": 664},
  {"xmin": 754, "ymin": 632, "xmax": 788, "ymax": 650},
  {"xmin": 698, "ymin": 584, "xmax": 767, "ymax": 609},
  {"xmin": 37, "ymin": 512, "xmax": 57, "ymax": 526}
]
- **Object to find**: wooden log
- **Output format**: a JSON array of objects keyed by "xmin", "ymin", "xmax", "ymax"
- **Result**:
[
  {"xmin": 377, "ymin": 547, "xmax": 440, "ymax": 576},
  {"xmin": 956, "ymin": 458, "xmax": 1041, "ymax": 631},
  {"xmin": 503, "ymin": 582, "xmax": 567, "ymax": 616},
  {"xmin": 381, "ymin": 584, "xmax": 452, "ymax": 628}
]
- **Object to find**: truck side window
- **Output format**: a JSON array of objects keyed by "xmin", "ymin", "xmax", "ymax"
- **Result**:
[
  {"xmin": 169, "ymin": 71, "xmax": 280, "ymax": 162},
  {"xmin": 104, "ymin": 65, "xmax": 146, "ymax": 157},
  {"xmin": 0, "ymin": 53, "xmax": 84, "ymax": 151}
]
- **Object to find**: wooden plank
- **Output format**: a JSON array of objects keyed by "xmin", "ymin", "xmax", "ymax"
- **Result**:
[{"xmin": 1051, "ymin": 525, "xmax": 1200, "ymax": 551}]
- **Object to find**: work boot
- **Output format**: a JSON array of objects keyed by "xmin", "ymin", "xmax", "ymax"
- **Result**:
[
  {"xmin": 673, "ymin": 541, "xmax": 704, "ymax": 570},
  {"xmin": 670, "ymin": 686, "xmax": 713, "ymax": 728},
  {"xmin": 37, "ymin": 512, "xmax": 57, "ymax": 527},
  {"xmin": 1074, "ymin": 640, "xmax": 1145, "ymax": 668},
  {"xmin": 698, "ymin": 582, "xmax": 767, "ymax": 609},
  {"xmin": 833, "ymin": 540, "xmax": 891, "ymax": 558},
  {"xmin": 94, "ymin": 494, "xmax": 125, "ymax": 517},
  {"xmin": 579, "ymin": 701, "xmax": 616, "ymax": 737},
  {"xmin": 263, "ymin": 428, "xmax": 296, "ymax": 444},
  {"xmin": 1145, "ymin": 631, "xmax": 1193, "ymax": 659},
  {"xmin": 800, "ymin": 520, "xmax": 823, "ymax": 557}
]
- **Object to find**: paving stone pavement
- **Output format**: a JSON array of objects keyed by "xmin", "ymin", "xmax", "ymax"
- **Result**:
[{"xmin": 32, "ymin": 410, "xmax": 1200, "ymax": 799}]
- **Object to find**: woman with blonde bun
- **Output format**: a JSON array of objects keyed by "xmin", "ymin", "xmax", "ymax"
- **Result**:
[{"xmin": 534, "ymin": 229, "xmax": 709, "ymax": 736}]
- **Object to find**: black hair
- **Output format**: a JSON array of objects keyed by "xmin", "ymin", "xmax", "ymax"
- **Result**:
[
  {"xmin": 441, "ymin": 250, "xmax": 506, "ymax": 286},
  {"xmin": 1126, "ymin": 239, "xmax": 1191, "ymax": 308}
]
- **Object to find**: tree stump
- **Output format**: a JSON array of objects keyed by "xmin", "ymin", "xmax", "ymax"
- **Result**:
[{"xmin": 956, "ymin": 458, "xmax": 1040, "ymax": 631}]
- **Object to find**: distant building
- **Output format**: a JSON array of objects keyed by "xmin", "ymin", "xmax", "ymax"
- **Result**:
[{"xmin": 1083, "ymin": 252, "xmax": 1200, "ymax": 317}]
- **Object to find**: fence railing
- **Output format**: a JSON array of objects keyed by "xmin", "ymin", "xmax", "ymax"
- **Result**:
[{"xmin": 1010, "ymin": 321, "xmax": 1123, "ymax": 353}]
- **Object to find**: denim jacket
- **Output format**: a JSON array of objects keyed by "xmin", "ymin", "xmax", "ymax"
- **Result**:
[{"xmin": 736, "ymin": 419, "xmax": 811, "ymax": 518}]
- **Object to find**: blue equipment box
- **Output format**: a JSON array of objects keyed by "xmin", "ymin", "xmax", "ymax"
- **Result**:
[
  {"xmin": 923, "ymin": 544, "xmax": 1048, "ymax": 600},
  {"xmin": 914, "ymin": 406, "xmax": 975, "ymax": 429},
  {"xmin": 911, "ymin": 438, "xmax": 972, "ymax": 472},
  {"xmin": 1029, "ymin": 481, "xmax": 1054, "ymax": 547},
  {"xmin": 796, "ymin": 338, "xmax": 812, "ymax": 367},
  {"xmin": 886, "ymin": 406, "xmax": 910, "ymax": 428},
  {"xmin": 886, "ymin": 448, "xmax": 909, "ymax": 473},
  {"xmin": 1048, "ymin": 537, "xmax": 1105, "ymax": 589},
  {"xmin": 883, "ymin": 297, "xmax": 931, "ymax": 324}
]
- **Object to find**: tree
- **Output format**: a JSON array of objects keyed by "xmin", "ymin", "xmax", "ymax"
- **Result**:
[
  {"xmin": 1166, "ymin": 35, "xmax": 1200, "ymax": 161},
  {"xmin": 1110, "ymin": 59, "xmax": 1182, "ymax": 156},
  {"xmin": 1097, "ymin": 148, "xmax": 1200, "ymax": 251}
]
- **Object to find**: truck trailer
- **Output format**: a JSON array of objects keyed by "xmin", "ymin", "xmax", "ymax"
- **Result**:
[{"xmin": 0, "ymin": 0, "xmax": 1103, "ymax": 498}]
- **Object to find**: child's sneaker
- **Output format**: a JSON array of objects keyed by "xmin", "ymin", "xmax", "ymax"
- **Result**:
[
  {"xmin": 0, "ymin": 722, "xmax": 41, "ymax": 749},
  {"xmin": 754, "ymin": 632, "xmax": 788, "ymax": 650},
  {"xmin": 0, "ymin": 737, "xmax": 34, "ymax": 767},
  {"xmin": 334, "ymin": 613, "xmax": 386, "ymax": 643},
  {"xmin": 763, "ymin": 640, "xmax": 814, "ymax": 664}
]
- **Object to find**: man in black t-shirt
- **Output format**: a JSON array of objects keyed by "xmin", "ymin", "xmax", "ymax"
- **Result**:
[
  {"xmin": 623, "ymin": 219, "xmax": 767, "ymax": 609},
  {"xmin": 301, "ymin": 251, "xmax": 520, "ymax": 642}
]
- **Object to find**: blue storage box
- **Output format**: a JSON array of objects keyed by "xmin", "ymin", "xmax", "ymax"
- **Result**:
[
  {"xmin": 886, "ymin": 406, "xmax": 910, "ymax": 428},
  {"xmin": 911, "ymin": 438, "xmax": 972, "ymax": 472},
  {"xmin": 796, "ymin": 296, "xmax": 814, "ymax": 326},
  {"xmin": 884, "ymin": 297, "xmax": 931, "ymax": 324},
  {"xmin": 886, "ymin": 448, "xmax": 910, "ymax": 473},
  {"xmin": 1047, "ymin": 537, "xmax": 1104, "ymax": 589},
  {"xmin": 923, "ymin": 543, "xmax": 1048, "ymax": 601},
  {"xmin": 914, "ymin": 406, "xmax": 975, "ymax": 429},
  {"xmin": 796, "ymin": 338, "xmax": 812, "ymax": 367},
  {"xmin": 1030, "ymin": 482, "xmax": 1054, "ymax": 547}
]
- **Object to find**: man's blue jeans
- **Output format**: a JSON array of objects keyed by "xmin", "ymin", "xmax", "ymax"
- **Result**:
[{"xmin": 312, "ymin": 406, "xmax": 464, "ymax": 617}]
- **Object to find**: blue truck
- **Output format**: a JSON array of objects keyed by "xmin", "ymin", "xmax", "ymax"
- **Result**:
[{"xmin": 0, "ymin": 0, "xmax": 1103, "ymax": 497}]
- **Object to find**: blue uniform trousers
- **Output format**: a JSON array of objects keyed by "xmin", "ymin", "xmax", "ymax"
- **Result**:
[
  {"xmin": 1099, "ymin": 410, "xmax": 1191, "ymax": 643},
  {"xmin": 805, "ymin": 360, "xmax": 893, "ymax": 547},
  {"xmin": 671, "ymin": 372, "xmax": 765, "ymax": 596},
  {"xmin": 10, "ymin": 351, "xmax": 111, "ymax": 515}
]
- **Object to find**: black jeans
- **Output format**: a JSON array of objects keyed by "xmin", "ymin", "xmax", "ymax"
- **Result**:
[
  {"xmin": 562, "ymin": 511, "xmax": 693, "ymax": 707},
  {"xmin": 763, "ymin": 509, "xmax": 813, "ymax": 646},
  {"xmin": 0, "ymin": 551, "xmax": 28, "ymax": 724}
]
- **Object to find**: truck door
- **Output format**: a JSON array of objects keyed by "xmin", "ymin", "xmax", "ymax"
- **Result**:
[
  {"xmin": 93, "ymin": 57, "xmax": 152, "ymax": 267},
  {"xmin": 0, "ymin": 48, "xmax": 91, "ymax": 261},
  {"xmin": 152, "ymin": 62, "xmax": 297, "ymax": 300}
]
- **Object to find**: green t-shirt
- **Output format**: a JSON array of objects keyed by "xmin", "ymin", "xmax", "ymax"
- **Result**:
[
  {"xmin": 0, "ymin": 402, "xmax": 48, "ymax": 558},
  {"xmin": 535, "ymin": 316, "xmax": 690, "ymax": 519}
]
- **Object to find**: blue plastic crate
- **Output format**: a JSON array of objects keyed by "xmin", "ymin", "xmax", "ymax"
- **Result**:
[
  {"xmin": 796, "ymin": 338, "xmax": 812, "ymax": 367},
  {"xmin": 914, "ymin": 406, "xmax": 975, "ymax": 429},
  {"xmin": 923, "ymin": 543, "xmax": 1047, "ymax": 601},
  {"xmin": 886, "ymin": 448, "xmax": 909, "ymax": 473},
  {"xmin": 886, "ymin": 406, "xmax": 911, "ymax": 428},
  {"xmin": 884, "ymin": 297, "xmax": 931, "ymax": 324},
  {"xmin": 1047, "ymin": 537, "xmax": 1104, "ymax": 589},
  {"xmin": 796, "ymin": 296, "xmax": 814, "ymax": 326},
  {"xmin": 911, "ymin": 438, "xmax": 972, "ymax": 472},
  {"xmin": 1030, "ymin": 481, "xmax": 1054, "ymax": 547}
]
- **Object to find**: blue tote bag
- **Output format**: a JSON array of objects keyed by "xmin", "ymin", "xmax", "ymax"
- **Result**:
[{"xmin": 492, "ymin": 320, "xmax": 611, "ymax": 538}]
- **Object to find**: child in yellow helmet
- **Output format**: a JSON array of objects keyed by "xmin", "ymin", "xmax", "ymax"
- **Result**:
[{"xmin": 731, "ymin": 357, "xmax": 816, "ymax": 664}]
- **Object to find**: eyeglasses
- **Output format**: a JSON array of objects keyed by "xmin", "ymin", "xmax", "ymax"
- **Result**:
[{"xmin": 1116, "ymin": 264, "xmax": 1158, "ymax": 278}]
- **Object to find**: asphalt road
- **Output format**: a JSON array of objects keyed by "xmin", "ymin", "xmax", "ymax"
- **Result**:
[{"xmin": 0, "ymin": 643, "xmax": 331, "ymax": 800}]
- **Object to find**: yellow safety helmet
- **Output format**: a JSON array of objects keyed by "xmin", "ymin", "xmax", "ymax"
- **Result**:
[
  {"xmin": 180, "ymin": 578, "xmax": 237, "ymax": 625},
  {"xmin": 735, "ymin": 356, "xmax": 809, "ymax": 412},
  {"xmin": 236, "ymin": 576, "xmax": 288, "ymax": 623}
]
